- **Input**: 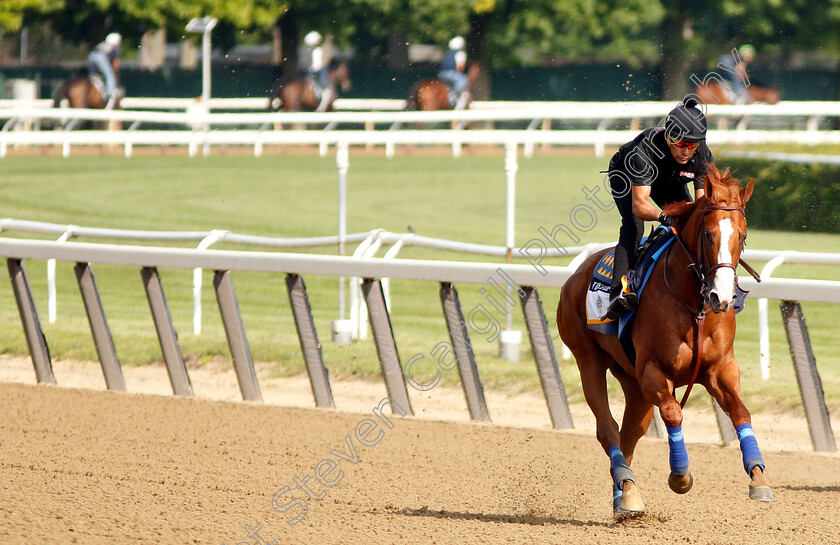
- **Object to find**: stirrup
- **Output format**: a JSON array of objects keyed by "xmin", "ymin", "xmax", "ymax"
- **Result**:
[
  {"xmin": 606, "ymin": 294, "xmax": 635, "ymax": 320},
  {"xmin": 605, "ymin": 276, "xmax": 637, "ymax": 319}
]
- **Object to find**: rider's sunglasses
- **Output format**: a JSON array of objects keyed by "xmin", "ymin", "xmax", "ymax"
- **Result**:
[{"xmin": 666, "ymin": 136, "xmax": 700, "ymax": 150}]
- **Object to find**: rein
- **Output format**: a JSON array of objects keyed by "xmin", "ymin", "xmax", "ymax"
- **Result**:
[{"xmin": 662, "ymin": 203, "xmax": 760, "ymax": 407}]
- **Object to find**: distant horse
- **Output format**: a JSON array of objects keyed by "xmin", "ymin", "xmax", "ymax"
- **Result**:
[
  {"xmin": 53, "ymin": 73, "xmax": 121, "ymax": 110},
  {"xmin": 556, "ymin": 165, "xmax": 772, "ymax": 518},
  {"xmin": 407, "ymin": 63, "xmax": 480, "ymax": 111},
  {"xmin": 693, "ymin": 81, "xmax": 780, "ymax": 105},
  {"xmin": 268, "ymin": 59, "xmax": 351, "ymax": 112}
]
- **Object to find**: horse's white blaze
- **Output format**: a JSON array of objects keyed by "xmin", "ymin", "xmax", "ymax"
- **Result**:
[{"xmin": 712, "ymin": 218, "xmax": 736, "ymax": 307}]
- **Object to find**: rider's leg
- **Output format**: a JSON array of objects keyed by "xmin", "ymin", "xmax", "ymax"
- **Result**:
[
  {"xmin": 607, "ymin": 173, "xmax": 642, "ymax": 317},
  {"xmin": 89, "ymin": 51, "xmax": 115, "ymax": 98}
]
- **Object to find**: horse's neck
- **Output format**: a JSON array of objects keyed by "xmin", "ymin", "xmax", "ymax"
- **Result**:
[{"xmin": 658, "ymin": 228, "xmax": 705, "ymax": 314}]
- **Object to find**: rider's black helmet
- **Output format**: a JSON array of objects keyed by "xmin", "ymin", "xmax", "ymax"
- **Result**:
[{"xmin": 665, "ymin": 96, "xmax": 707, "ymax": 143}]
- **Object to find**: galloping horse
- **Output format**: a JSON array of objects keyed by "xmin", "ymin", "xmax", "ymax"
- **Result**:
[
  {"xmin": 694, "ymin": 81, "xmax": 780, "ymax": 105},
  {"xmin": 52, "ymin": 73, "xmax": 120, "ymax": 110},
  {"xmin": 268, "ymin": 59, "xmax": 351, "ymax": 112},
  {"xmin": 556, "ymin": 165, "xmax": 772, "ymax": 518},
  {"xmin": 407, "ymin": 63, "xmax": 480, "ymax": 111}
]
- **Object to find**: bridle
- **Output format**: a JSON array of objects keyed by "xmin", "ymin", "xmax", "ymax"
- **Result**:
[{"xmin": 663, "ymin": 203, "xmax": 761, "ymax": 407}]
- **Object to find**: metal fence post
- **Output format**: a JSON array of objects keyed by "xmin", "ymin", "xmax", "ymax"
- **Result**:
[
  {"xmin": 74, "ymin": 262, "xmax": 125, "ymax": 391},
  {"xmin": 7, "ymin": 258, "xmax": 54, "ymax": 384},
  {"xmin": 439, "ymin": 282, "xmax": 490, "ymax": 422},
  {"xmin": 141, "ymin": 267, "xmax": 193, "ymax": 397},
  {"xmin": 286, "ymin": 273, "xmax": 334, "ymax": 408},
  {"xmin": 519, "ymin": 286, "xmax": 574, "ymax": 429},
  {"xmin": 213, "ymin": 270, "xmax": 262, "ymax": 402},
  {"xmin": 361, "ymin": 278, "xmax": 413, "ymax": 415},
  {"xmin": 780, "ymin": 301, "xmax": 836, "ymax": 452}
]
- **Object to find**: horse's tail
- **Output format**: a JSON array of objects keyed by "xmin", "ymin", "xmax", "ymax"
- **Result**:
[
  {"xmin": 268, "ymin": 77, "xmax": 289, "ymax": 111},
  {"xmin": 52, "ymin": 80, "xmax": 69, "ymax": 108},
  {"xmin": 406, "ymin": 84, "xmax": 419, "ymax": 111}
]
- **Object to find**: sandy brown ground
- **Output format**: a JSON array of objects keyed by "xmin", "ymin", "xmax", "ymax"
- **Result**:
[{"xmin": 1, "ymin": 355, "xmax": 839, "ymax": 545}]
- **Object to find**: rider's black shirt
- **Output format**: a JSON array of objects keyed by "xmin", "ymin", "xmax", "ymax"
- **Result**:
[{"xmin": 608, "ymin": 128, "xmax": 713, "ymax": 206}]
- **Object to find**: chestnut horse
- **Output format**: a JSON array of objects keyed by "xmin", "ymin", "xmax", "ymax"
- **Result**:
[
  {"xmin": 52, "ymin": 73, "xmax": 120, "ymax": 110},
  {"xmin": 407, "ymin": 63, "xmax": 480, "ymax": 111},
  {"xmin": 694, "ymin": 82, "xmax": 780, "ymax": 105},
  {"xmin": 268, "ymin": 59, "xmax": 351, "ymax": 112},
  {"xmin": 556, "ymin": 165, "xmax": 772, "ymax": 518}
]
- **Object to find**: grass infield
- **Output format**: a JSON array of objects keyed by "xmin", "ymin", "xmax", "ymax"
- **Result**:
[{"xmin": 0, "ymin": 148, "xmax": 838, "ymax": 412}]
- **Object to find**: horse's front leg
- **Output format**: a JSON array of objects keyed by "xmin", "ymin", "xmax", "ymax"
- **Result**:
[
  {"xmin": 706, "ymin": 362, "xmax": 774, "ymax": 501},
  {"xmin": 639, "ymin": 362, "xmax": 694, "ymax": 494}
]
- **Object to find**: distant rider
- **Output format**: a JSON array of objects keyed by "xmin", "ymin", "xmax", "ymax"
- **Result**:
[
  {"xmin": 717, "ymin": 44, "xmax": 754, "ymax": 104},
  {"xmin": 439, "ymin": 36, "xmax": 468, "ymax": 108},
  {"xmin": 88, "ymin": 32, "xmax": 121, "ymax": 105},
  {"xmin": 605, "ymin": 97, "xmax": 714, "ymax": 319}
]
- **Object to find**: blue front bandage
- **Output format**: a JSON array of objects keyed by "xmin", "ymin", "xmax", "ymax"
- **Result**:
[
  {"xmin": 666, "ymin": 424, "xmax": 690, "ymax": 475},
  {"xmin": 609, "ymin": 445, "xmax": 635, "ymax": 485},
  {"xmin": 737, "ymin": 423, "xmax": 765, "ymax": 474}
]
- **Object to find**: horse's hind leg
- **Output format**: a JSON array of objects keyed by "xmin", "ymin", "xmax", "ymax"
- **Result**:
[
  {"xmin": 705, "ymin": 365, "xmax": 774, "ymax": 502},
  {"xmin": 611, "ymin": 364, "xmax": 655, "ymax": 464},
  {"xmin": 609, "ymin": 364, "xmax": 656, "ymax": 514}
]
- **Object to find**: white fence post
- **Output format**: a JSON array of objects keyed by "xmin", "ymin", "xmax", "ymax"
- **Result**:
[
  {"xmin": 47, "ymin": 227, "xmax": 76, "ymax": 323},
  {"xmin": 757, "ymin": 253, "xmax": 789, "ymax": 379},
  {"xmin": 193, "ymin": 230, "xmax": 228, "ymax": 335}
]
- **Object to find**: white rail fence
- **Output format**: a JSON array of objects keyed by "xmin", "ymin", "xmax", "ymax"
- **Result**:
[
  {"xmin": 1, "ymin": 218, "xmax": 839, "ymax": 380},
  {"xmin": 2, "ymin": 100, "xmax": 839, "ymax": 158},
  {"xmin": 0, "ymin": 236, "xmax": 837, "ymax": 449}
]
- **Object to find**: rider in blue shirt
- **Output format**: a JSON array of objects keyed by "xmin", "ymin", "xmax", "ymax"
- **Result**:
[
  {"xmin": 88, "ymin": 33, "xmax": 121, "ymax": 104},
  {"xmin": 717, "ymin": 44, "xmax": 754, "ymax": 104},
  {"xmin": 439, "ymin": 36, "xmax": 468, "ymax": 106}
]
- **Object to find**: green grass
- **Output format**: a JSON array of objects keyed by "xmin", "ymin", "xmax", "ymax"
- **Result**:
[{"xmin": 0, "ymin": 149, "xmax": 839, "ymax": 414}]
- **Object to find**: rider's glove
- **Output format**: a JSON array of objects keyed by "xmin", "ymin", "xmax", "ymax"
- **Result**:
[{"xmin": 658, "ymin": 212, "xmax": 676, "ymax": 227}]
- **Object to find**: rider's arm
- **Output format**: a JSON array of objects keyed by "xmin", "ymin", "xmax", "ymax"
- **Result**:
[
  {"xmin": 694, "ymin": 188, "xmax": 705, "ymax": 200},
  {"xmin": 455, "ymin": 51, "xmax": 467, "ymax": 72},
  {"xmin": 631, "ymin": 185, "xmax": 661, "ymax": 221}
]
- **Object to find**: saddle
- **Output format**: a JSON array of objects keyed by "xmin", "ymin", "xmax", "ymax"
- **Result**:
[
  {"xmin": 447, "ymin": 89, "xmax": 470, "ymax": 110},
  {"xmin": 89, "ymin": 74, "xmax": 107, "ymax": 99},
  {"xmin": 586, "ymin": 226, "xmax": 676, "ymax": 336}
]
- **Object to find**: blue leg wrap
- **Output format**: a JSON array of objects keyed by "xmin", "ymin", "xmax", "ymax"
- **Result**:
[
  {"xmin": 612, "ymin": 482, "xmax": 623, "ymax": 512},
  {"xmin": 737, "ymin": 423, "xmax": 765, "ymax": 474},
  {"xmin": 667, "ymin": 425, "xmax": 690, "ymax": 475},
  {"xmin": 609, "ymin": 445, "xmax": 635, "ymax": 485}
]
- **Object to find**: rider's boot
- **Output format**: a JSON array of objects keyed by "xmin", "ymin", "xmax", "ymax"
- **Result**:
[
  {"xmin": 316, "ymin": 87, "xmax": 333, "ymax": 112},
  {"xmin": 455, "ymin": 90, "xmax": 470, "ymax": 110},
  {"xmin": 606, "ymin": 275, "xmax": 637, "ymax": 320}
]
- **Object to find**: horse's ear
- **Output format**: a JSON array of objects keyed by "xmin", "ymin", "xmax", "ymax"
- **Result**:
[{"xmin": 741, "ymin": 178, "xmax": 755, "ymax": 204}]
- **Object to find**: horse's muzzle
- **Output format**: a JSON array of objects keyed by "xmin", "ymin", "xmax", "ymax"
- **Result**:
[{"xmin": 708, "ymin": 290, "xmax": 736, "ymax": 313}]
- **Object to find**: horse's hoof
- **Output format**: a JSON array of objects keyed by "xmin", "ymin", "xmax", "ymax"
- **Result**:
[
  {"xmin": 614, "ymin": 481, "xmax": 645, "ymax": 518},
  {"xmin": 668, "ymin": 471, "xmax": 694, "ymax": 494},
  {"xmin": 749, "ymin": 485, "xmax": 774, "ymax": 502}
]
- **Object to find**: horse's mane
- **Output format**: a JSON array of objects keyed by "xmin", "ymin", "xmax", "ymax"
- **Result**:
[{"xmin": 660, "ymin": 164, "xmax": 743, "ymax": 231}]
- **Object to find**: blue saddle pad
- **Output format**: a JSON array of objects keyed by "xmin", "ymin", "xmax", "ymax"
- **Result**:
[
  {"xmin": 586, "ymin": 227, "xmax": 676, "ymax": 338},
  {"xmin": 617, "ymin": 228, "xmax": 676, "ymax": 337}
]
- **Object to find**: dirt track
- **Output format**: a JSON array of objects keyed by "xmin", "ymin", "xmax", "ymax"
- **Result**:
[{"xmin": 2, "ymin": 364, "xmax": 840, "ymax": 545}]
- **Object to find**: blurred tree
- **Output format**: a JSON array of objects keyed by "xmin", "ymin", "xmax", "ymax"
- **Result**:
[{"xmin": 659, "ymin": 0, "xmax": 839, "ymax": 99}]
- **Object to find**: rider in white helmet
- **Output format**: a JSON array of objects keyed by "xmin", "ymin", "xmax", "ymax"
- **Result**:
[
  {"xmin": 88, "ymin": 32, "xmax": 121, "ymax": 104},
  {"xmin": 302, "ymin": 30, "xmax": 329, "ymax": 91},
  {"xmin": 439, "ymin": 36, "xmax": 469, "ymax": 108}
]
